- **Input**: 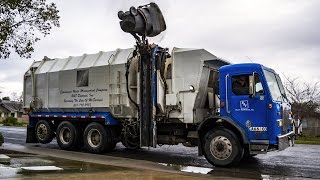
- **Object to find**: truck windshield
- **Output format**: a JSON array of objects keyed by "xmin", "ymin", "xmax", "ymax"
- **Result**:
[
  {"xmin": 275, "ymin": 74, "xmax": 288, "ymax": 102},
  {"xmin": 263, "ymin": 69, "xmax": 285, "ymax": 102}
]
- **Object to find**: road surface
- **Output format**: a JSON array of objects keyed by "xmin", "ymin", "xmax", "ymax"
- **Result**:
[{"xmin": 1, "ymin": 126, "xmax": 319, "ymax": 179}]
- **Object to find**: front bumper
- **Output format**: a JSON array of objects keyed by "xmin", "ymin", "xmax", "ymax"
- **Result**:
[{"xmin": 277, "ymin": 131, "xmax": 295, "ymax": 151}]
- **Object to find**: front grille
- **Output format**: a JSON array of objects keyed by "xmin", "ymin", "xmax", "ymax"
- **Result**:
[{"xmin": 282, "ymin": 109, "xmax": 290, "ymax": 133}]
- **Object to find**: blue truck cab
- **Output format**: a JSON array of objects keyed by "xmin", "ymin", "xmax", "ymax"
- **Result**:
[{"xmin": 219, "ymin": 63, "xmax": 294, "ymax": 153}]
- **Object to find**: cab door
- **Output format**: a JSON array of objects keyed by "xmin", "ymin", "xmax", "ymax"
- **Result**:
[{"xmin": 228, "ymin": 73, "xmax": 268, "ymax": 140}]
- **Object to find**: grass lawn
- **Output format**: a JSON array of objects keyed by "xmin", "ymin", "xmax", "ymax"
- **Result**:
[{"xmin": 295, "ymin": 136, "xmax": 320, "ymax": 145}]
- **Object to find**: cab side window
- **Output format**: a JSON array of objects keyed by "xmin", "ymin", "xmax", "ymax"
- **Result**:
[
  {"xmin": 232, "ymin": 74, "xmax": 264, "ymax": 96},
  {"xmin": 232, "ymin": 75, "xmax": 249, "ymax": 95}
]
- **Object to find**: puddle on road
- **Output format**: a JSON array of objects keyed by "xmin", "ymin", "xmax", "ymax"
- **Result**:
[
  {"xmin": 159, "ymin": 163, "xmax": 213, "ymax": 174},
  {"xmin": 0, "ymin": 154, "xmax": 210, "ymax": 180},
  {"xmin": 0, "ymin": 165, "xmax": 20, "ymax": 179},
  {"xmin": 0, "ymin": 154, "xmax": 130, "ymax": 179},
  {"xmin": 158, "ymin": 162, "xmax": 269, "ymax": 179}
]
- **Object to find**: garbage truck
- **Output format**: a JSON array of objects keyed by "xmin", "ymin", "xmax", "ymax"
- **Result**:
[{"xmin": 24, "ymin": 3, "xmax": 294, "ymax": 166}]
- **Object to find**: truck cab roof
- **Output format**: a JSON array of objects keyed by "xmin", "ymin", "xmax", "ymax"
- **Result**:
[{"xmin": 220, "ymin": 63, "xmax": 277, "ymax": 75}]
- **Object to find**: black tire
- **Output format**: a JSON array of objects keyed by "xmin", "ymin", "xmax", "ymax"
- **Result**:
[
  {"xmin": 109, "ymin": 128, "xmax": 119, "ymax": 149},
  {"xmin": 121, "ymin": 139, "xmax": 140, "ymax": 150},
  {"xmin": 109, "ymin": 141, "xmax": 117, "ymax": 151},
  {"xmin": 203, "ymin": 128, "xmax": 243, "ymax": 167},
  {"xmin": 56, "ymin": 121, "xmax": 79, "ymax": 150},
  {"xmin": 35, "ymin": 120, "xmax": 54, "ymax": 144},
  {"xmin": 83, "ymin": 122, "xmax": 114, "ymax": 153},
  {"xmin": 120, "ymin": 127, "xmax": 140, "ymax": 150}
]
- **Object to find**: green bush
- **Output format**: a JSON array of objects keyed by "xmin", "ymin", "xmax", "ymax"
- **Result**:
[
  {"xmin": 1, "ymin": 117, "xmax": 26, "ymax": 127},
  {"xmin": 2, "ymin": 117, "xmax": 27, "ymax": 127},
  {"xmin": 16, "ymin": 122, "xmax": 25, "ymax": 126},
  {"xmin": 3, "ymin": 117, "xmax": 18, "ymax": 126},
  {"xmin": 0, "ymin": 133, "xmax": 3, "ymax": 146}
]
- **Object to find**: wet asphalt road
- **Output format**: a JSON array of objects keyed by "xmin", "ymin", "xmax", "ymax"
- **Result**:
[{"xmin": 1, "ymin": 126, "xmax": 319, "ymax": 179}]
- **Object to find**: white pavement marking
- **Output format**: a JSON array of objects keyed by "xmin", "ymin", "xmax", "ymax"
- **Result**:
[
  {"xmin": 21, "ymin": 166, "xmax": 63, "ymax": 171},
  {"xmin": 4, "ymin": 137, "xmax": 23, "ymax": 141},
  {"xmin": 0, "ymin": 154, "xmax": 10, "ymax": 164}
]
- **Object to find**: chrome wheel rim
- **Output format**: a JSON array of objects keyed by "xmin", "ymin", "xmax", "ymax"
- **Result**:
[
  {"xmin": 87, "ymin": 129, "xmax": 102, "ymax": 148},
  {"xmin": 36, "ymin": 123, "xmax": 48, "ymax": 140},
  {"xmin": 59, "ymin": 127, "xmax": 71, "ymax": 144},
  {"xmin": 210, "ymin": 136, "xmax": 232, "ymax": 160}
]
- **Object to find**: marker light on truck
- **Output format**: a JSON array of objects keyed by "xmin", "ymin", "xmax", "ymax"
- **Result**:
[{"xmin": 220, "ymin": 101, "xmax": 225, "ymax": 107}]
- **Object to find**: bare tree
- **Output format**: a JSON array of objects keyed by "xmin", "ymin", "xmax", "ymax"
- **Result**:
[
  {"xmin": 283, "ymin": 75, "xmax": 320, "ymax": 119},
  {"xmin": 11, "ymin": 92, "xmax": 18, "ymax": 102},
  {"xmin": 18, "ymin": 92, "xmax": 23, "ymax": 102}
]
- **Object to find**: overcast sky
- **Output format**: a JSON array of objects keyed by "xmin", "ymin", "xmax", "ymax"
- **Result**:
[{"xmin": 0, "ymin": 0, "xmax": 319, "ymax": 98}]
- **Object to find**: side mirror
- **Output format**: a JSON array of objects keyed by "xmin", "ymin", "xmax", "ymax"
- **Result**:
[{"xmin": 249, "ymin": 74, "xmax": 255, "ymax": 97}]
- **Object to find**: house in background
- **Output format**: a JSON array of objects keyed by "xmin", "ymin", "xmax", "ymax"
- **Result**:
[
  {"xmin": 301, "ymin": 116, "xmax": 320, "ymax": 137},
  {"xmin": 0, "ymin": 99, "xmax": 24, "ymax": 119}
]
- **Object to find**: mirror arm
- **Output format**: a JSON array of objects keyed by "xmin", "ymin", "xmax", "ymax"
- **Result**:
[{"xmin": 249, "ymin": 72, "xmax": 256, "ymax": 97}]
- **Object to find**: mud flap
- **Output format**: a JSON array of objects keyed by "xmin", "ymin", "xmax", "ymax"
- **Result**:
[
  {"xmin": 198, "ymin": 138, "xmax": 203, "ymax": 156},
  {"xmin": 26, "ymin": 125, "xmax": 38, "ymax": 143}
]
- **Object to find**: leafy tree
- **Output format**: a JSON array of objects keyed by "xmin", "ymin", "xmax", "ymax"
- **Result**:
[{"xmin": 0, "ymin": 0, "xmax": 60, "ymax": 59}]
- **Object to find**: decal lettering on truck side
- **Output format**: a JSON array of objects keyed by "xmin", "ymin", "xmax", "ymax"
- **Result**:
[
  {"xmin": 235, "ymin": 100, "xmax": 254, "ymax": 111},
  {"xmin": 246, "ymin": 120, "xmax": 267, "ymax": 132},
  {"xmin": 249, "ymin": 127, "xmax": 267, "ymax": 132}
]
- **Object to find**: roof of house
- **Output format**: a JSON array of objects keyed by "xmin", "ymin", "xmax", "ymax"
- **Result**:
[{"xmin": 0, "ymin": 100, "xmax": 23, "ymax": 113}]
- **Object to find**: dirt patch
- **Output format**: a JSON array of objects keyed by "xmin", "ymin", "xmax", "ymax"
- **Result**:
[
  {"xmin": 0, "ymin": 148, "xmax": 32, "ymax": 155},
  {"xmin": 20, "ymin": 170, "xmax": 209, "ymax": 180}
]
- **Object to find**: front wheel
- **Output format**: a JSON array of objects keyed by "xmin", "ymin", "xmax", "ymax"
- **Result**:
[{"xmin": 203, "ymin": 128, "xmax": 243, "ymax": 167}]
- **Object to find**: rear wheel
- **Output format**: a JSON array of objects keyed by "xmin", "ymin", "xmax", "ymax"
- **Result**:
[
  {"xmin": 56, "ymin": 121, "xmax": 79, "ymax": 150},
  {"xmin": 121, "ymin": 125, "xmax": 140, "ymax": 150},
  {"xmin": 121, "ymin": 137, "xmax": 140, "ymax": 150},
  {"xmin": 83, "ymin": 122, "xmax": 115, "ymax": 153},
  {"xmin": 203, "ymin": 128, "xmax": 243, "ymax": 167},
  {"xmin": 35, "ymin": 120, "xmax": 54, "ymax": 144}
]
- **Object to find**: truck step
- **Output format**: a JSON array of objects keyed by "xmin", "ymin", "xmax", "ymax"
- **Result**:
[{"xmin": 249, "ymin": 144, "xmax": 269, "ymax": 154}]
